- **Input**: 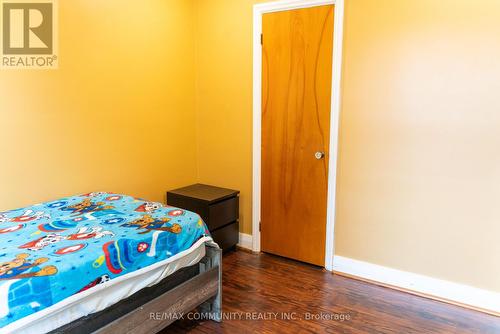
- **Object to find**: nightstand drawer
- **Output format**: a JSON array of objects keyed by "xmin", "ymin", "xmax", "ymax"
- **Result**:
[
  {"xmin": 211, "ymin": 221, "xmax": 239, "ymax": 252},
  {"xmin": 208, "ymin": 196, "xmax": 239, "ymax": 230}
]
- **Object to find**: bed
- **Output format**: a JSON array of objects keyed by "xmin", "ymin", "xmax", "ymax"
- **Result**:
[{"xmin": 0, "ymin": 192, "xmax": 222, "ymax": 334}]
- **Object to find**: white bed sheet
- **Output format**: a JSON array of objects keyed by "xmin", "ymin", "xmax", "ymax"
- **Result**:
[{"xmin": 2, "ymin": 236, "xmax": 213, "ymax": 334}]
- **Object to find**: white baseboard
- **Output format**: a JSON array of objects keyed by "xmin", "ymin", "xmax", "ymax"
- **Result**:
[
  {"xmin": 237, "ymin": 233, "xmax": 253, "ymax": 251},
  {"xmin": 333, "ymin": 255, "xmax": 500, "ymax": 316}
]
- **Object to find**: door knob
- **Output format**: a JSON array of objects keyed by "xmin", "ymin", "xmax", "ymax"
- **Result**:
[{"xmin": 315, "ymin": 151, "xmax": 325, "ymax": 160}]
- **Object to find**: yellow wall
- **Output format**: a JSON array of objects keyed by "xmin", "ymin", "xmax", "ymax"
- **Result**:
[
  {"xmin": 336, "ymin": 0, "xmax": 500, "ymax": 292},
  {"xmin": 194, "ymin": 0, "xmax": 500, "ymax": 292},
  {"xmin": 0, "ymin": 0, "xmax": 198, "ymax": 210},
  {"xmin": 194, "ymin": 0, "xmax": 267, "ymax": 235}
]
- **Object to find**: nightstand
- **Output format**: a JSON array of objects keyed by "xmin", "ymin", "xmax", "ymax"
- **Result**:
[{"xmin": 167, "ymin": 184, "xmax": 240, "ymax": 252}]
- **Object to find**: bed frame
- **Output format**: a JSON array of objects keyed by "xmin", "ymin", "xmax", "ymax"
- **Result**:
[{"xmin": 50, "ymin": 243, "xmax": 222, "ymax": 334}]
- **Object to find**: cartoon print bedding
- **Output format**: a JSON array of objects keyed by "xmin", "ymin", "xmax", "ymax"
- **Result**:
[{"xmin": 0, "ymin": 192, "xmax": 210, "ymax": 328}]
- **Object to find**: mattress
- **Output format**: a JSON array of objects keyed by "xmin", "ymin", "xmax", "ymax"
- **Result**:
[
  {"xmin": 3, "ymin": 237, "xmax": 211, "ymax": 334},
  {"xmin": 0, "ymin": 192, "xmax": 212, "ymax": 333}
]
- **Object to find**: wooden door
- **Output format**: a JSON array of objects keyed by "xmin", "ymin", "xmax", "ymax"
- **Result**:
[{"xmin": 261, "ymin": 5, "xmax": 334, "ymax": 266}]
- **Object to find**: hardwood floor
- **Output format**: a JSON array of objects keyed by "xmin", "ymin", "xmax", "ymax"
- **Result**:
[{"xmin": 163, "ymin": 250, "xmax": 499, "ymax": 334}]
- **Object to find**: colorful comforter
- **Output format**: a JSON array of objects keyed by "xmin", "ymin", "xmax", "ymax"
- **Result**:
[{"xmin": 0, "ymin": 192, "xmax": 210, "ymax": 328}]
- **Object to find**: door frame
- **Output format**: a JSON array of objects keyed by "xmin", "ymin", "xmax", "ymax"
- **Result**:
[{"xmin": 252, "ymin": 0, "xmax": 344, "ymax": 270}]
